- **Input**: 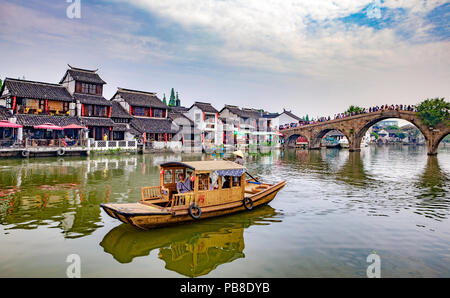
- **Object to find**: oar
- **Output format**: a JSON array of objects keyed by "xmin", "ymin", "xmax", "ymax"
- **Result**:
[{"xmin": 246, "ymin": 172, "xmax": 261, "ymax": 184}]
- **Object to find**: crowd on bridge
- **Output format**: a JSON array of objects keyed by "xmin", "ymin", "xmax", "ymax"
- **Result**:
[{"xmin": 294, "ymin": 104, "xmax": 418, "ymax": 127}]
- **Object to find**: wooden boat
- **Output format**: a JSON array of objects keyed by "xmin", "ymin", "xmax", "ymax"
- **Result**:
[{"xmin": 101, "ymin": 160, "xmax": 286, "ymax": 230}]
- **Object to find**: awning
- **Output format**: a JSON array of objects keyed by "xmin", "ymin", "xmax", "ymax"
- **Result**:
[
  {"xmin": 160, "ymin": 160, "xmax": 246, "ymax": 171},
  {"xmin": 0, "ymin": 120, "xmax": 22, "ymax": 128},
  {"xmin": 215, "ymin": 169, "xmax": 246, "ymax": 177},
  {"xmin": 62, "ymin": 124, "xmax": 87, "ymax": 130},
  {"xmin": 34, "ymin": 123, "xmax": 64, "ymax": 130}
]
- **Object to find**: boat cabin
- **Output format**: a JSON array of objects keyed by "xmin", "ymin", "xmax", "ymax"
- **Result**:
[{"xmin": 141, "ymin": 160, "xmax": 248, "ymax": 210}]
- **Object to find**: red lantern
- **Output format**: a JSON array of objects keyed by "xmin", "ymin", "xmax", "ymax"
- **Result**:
[{"xmin": 12, "ymin": 96, "xmax": 16, "ymax": 112}]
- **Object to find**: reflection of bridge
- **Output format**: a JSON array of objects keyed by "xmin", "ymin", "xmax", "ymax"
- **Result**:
[{"xmin": 281, "ymin": 110, "xmax": 450, "ymax": 155}]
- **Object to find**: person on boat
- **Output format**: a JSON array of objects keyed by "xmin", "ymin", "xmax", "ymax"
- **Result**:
[
  {"xmin": 222, "ymin": 176, "xmax": 231, "ymax": 189},
  {"xmin": 176, "ymin": 173, "xmax": 191, "ymax": 193},
  {"xmin": 233, "ymin": 150, "xmax": 245, "ymax": 165}
]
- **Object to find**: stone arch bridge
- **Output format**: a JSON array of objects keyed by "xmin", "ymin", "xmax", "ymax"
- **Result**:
[{"xmin": 281, "ymin": 110, "xmax": 450, "ymax": 155}]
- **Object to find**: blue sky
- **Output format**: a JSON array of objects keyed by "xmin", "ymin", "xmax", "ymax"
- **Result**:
[{"xmin": 0, "ymin": 0, "xmax": 449, "ymax": 118}]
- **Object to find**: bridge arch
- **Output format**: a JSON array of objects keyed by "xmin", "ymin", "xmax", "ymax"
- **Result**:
[
  {"xmin": 310, "ymin": 128, "xmax": 351, "ymax": 150},
  {"xmin": 285, "ymin": 133, "xmax": 310, "ymax": 148},
  {"xmin": 430, "ymin": 131, "xmax": 450, "ymax": 154},
  {"xmin": 353, "ymin": 116, "xmax": 429, "ymax": 149}
]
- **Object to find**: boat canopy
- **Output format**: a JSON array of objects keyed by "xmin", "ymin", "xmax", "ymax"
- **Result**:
[{"xmin": 160, "ymin": 160, "xmax": 246, "ymax": 172}]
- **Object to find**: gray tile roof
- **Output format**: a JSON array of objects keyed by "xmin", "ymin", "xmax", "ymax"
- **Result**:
[
  {"xmin": 126, "ymin": 126, "xmax": 141, "ymax": 136},
  {"xmin": 15, "ymin": 114, "xmax": 82, "ymax": 127},
  {"xmin": 111, "ymin": 101, "xmax": 132, "ymax": 119},
  {"xmin": 168, "ymin": 111, "xmax": 194, "ymax": 125},
  {"xmin": 0, "ymin": 106, "xmax": 12, "ymax": 120},
  {"xmin": 282, "ymin": 110, "xmax": 301, "ymax": 121},
  {"xmin": 112, "ymin": 123, "xmax": 128, "ymax": 132},
  {"xmin": 1, "ymin": 78, "xmax": 74, "ymax": 102},
  {"xmin": 190, "ymin": 102, "xmax": 219, "ymax": 114},
  {"xmin": 169, "ymin": 106, "xmax": 189, "ymax": 113},
  {"xmin": 130, "ymin": 117, "xmax": 179, "ymax": 134},
  {"xmin": 221, "ymin": 105, "xmax": 261, "ymax": 119},
  {"xmin": 81, "ymin": 117, "xmax": 115, "ymax": 127},
  {"xmin": 262, "ymin": 112, "xmax": 279, "ymax": 118},
  {"xmin": 115, "ymin": 88, "xmax": 168, "ymax": 109},
  {"xmin": 60, "ymin": 66, "xmax": 106, "ymax": 85},
  {"xmin": 74, "ymin": 94, "xmax": 112, "ymax": 106}
]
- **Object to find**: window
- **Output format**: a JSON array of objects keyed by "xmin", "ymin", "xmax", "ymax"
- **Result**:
[
  {"xmin": 113, "ymin": 131, "xmax": 124, "ymax": 140},
  {"xmin": 94, "ymin": 106, "xmax": 106, "ymax": 117},
  {"xmin": 89, "ymin": 84, "xmax": 96, "ymax": 94},
  {"xmin": 81, "ymin": 83, "xmax": 88, "ymax": 93},
  {"xmin": 134, "ymin": 107, "xmax": 145, "ymax": 116},
  {"xmin": 164, "ymin": 170, "xmax": 173, "ymax": 184},
  {"xmin": 195, "ymin": 113, "xmax": 201, "ymax": 122},
  {"xmin": 232, "ymin": 176, "xmax": 241, "ymax": 187},
  {"xmin": 198, "ymin": 174, "xmax": 209, "ymax": 191},
  {"xmin": 87, "ymin": 105, "xmax": 93, "ymax": 116},
  {"xmin": 153, "ymin": 108, "xmax": 163, "ymax": 118},
  {"xmin": 175, "ymin": 169, "xmax": 185, "ymax": 183},
  {"xmin": 39, "ymin": 100, "xmax": 45, "ymax": 111},
  {"xmin": 222, "ymin": 176, "xmax": 232, "ymax": 189}
]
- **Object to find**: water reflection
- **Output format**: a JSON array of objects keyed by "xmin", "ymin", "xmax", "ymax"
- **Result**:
[
  {"xmin": 0, "ymin": 156, "xmax": 143, "ymax": 238},
  {"xmin": 100, "ymin": 205, "xmax": 280, "ymax": 277},
  {"xmin": 414, "ymin": 156, "xmax": 450, "ymax": 221},
  {"xmin": 335, "ymin": 152, "xmax": 372, "ymax": 187}
]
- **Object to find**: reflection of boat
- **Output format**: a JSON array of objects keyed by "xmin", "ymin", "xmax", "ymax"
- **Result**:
[
  {"xmin": 295, "ymin": 136, "xmax": 308, "ymax": 148},
  {"xmin": 339, "ymin": 138, "xmax": 349, "ymax": 148},
  {"xmin": 100, "ymin": 205, "xmax": 279, "ymax": 277},
  {"xmin": 325, "ymin": 137, "xmax": 340, "ymax": 148},
  {"xmin": 101, "ymin": 160, "xmax": 286, "ymax": 229}
]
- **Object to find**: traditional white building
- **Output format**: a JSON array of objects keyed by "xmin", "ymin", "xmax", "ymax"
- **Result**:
[{"xmin": 185, "ymin": 102, "xmax": 222, "ymax": 148}]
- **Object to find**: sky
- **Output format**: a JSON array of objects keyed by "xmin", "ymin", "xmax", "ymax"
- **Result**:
[{"xmin": 0, "ymin": 0, "xmax": 449, "ymax": 119}]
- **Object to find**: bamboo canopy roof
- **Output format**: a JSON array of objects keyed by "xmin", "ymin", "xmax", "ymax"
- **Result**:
[{"xmin": 160, "ymin": 160, "xmax": 246, "ymax": 171}]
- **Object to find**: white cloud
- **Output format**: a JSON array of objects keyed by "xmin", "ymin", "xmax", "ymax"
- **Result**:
[{"xmin": 113, "ymin": 0, "xmax": 449, "ymax": 80}]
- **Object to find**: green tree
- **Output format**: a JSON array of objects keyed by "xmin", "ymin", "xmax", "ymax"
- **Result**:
[
  {"xmin": 416, "ymin": 97, "xmax": 450, "ymax": 127},
  {"xmin": 0, "ymin": 78, "xmax": 2, "ymax": 90},
  {"xmin": 169, "ymin": 88, "xmax": 176, "ymax": 107},
  {"xmin": 345, "ymin": 105, "xmax": 365, "ymax": 114},
  {"xmin": 162, "ymin": 93, "xmax": 167, "ymax": 105}
]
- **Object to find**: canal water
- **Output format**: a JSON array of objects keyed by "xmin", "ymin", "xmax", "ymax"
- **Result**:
[{"xmin": 0, "ymin": 145, "xmax": 449, "ymax": 277}]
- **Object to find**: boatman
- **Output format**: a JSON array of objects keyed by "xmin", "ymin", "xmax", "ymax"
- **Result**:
[{"xmin": 233, "ymin": 150, "xmax": 245, "ymax": 166}]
